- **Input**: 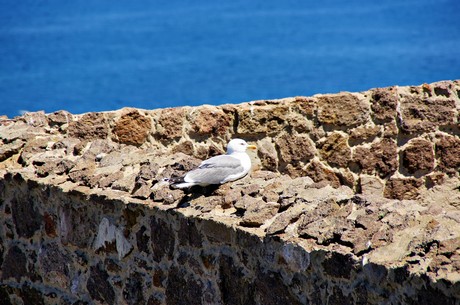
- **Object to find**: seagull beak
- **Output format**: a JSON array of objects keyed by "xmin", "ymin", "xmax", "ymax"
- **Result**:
[{"xmin": 247, "ymin": 144, "xmax": 257, "ymax": 150}]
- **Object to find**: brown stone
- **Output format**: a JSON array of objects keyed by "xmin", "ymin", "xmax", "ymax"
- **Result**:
[
  {"xmin": 384, "ymin": 177, "xmax": 424, "ymax": 200},
  {"xmin": 150, "ymin": 217, "xmax": 175, "ymax": 262},
  {"xmin": 240, "ymin": 201, "xmax": 280, "ymax": 227},
  {"xmin": 352, "ymin": 138, "xmax": 397, "ymax": 178},
  {"xmin": 399, "ymin": 96, "xmax": 456, "ymax": 133},
  {"xmin": 275, "ymin": 133, "xmax": 315, "ymax": 165},
  {"xmin": 47, "ymin": 110, "xmax": 72, "ymax": 127},
  {"xmin": 435, "ymin": 134, "xmax": 460, "ymax": 173},
  {"xmin": 68, "ymin": 112, "xmax": 108, "ymax": 140},
  {"xmin": 349, "ymin": 125, "xmax": 381, "ymax": 144},
  {"xmin": 402, "ymin": 138, "xmax": 434, "ymax": 174},
  {"xmin": 257, "ymin": 138, "xmax": 278, "ymax": 171},
  {"xmin": 319, "ymin": 132, "xmax": 351, "ymax": 168},
  {"xmin": 112, "ymin": 110, "xmax": 152, "ymax": 146},
  {"xmin": 237, "ymin": 104, "xmax": 289, "ymax": 134},
  {"xmin": 23, "ymin": 111, "xmax": 48, "ymax": 127},
  {"xmin": 87, "ymin": 263, "xmax": 115, "ymax": 304},
  {"xmin": 304, "ymin": 160, "xmax": 341, "ymax": 188},
  {"xmin": 370, "ymin": 87, "xmax": 398, "ymax": 122},
  {"xmin": 188, "ymin": 107, "xmax": 232, "ymax": 135},
  {"xmin": 383, "ymin": 121, "xmax": 399, "ymax": 138},
  {"xmin": 317, "ymin": 93, "xmax": 369, "ymax": 127},
  {"xmin": 156, "ymin": 108, "xmax": 185, "ymax": 139},
  {"xmin": 1, "ymin": 245, "xmax": 28, "ymax": 281},
  {"xmin": 172, "ymin": 140, "xmax": 194, "ymax": 156},
  {"xmin": 291, "ymin": 96, "xmax": 316, "ymax": 118}
]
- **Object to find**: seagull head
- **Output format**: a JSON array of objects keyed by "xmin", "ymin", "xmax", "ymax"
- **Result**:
[{"xmin": 227, "ymin": 138, "xmax": 257, "ymax": 154}]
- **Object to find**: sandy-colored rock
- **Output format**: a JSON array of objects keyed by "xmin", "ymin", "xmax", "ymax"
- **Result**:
[
  {"xmin": 304, "ymin": 160, "xmax": 341, "ymax": 188},
  {"xmin": 275, "ymin": 133, "xmax": 315, "ymax": 165},
  {"xmin": 237, "ymin": 104, "xmax": 289, "ymax": 134},
  {"xmin": 156, "ymin": 108, "xmax": 185, "ymax": 139},
  {"xmin": 257, "ymin": 138, "xmax": 278, "ymax": 171},
  {"xmin": 188, "ymin": 107, "xmax": 232, "ymax": 136},
  {"xmin": 112, "ymin": 110, "xmax": 152, "ymax": 146},
  {"xmin": 240, "ymin": 201, "xmax": 280, "ymax": 227},
  {"xmin": 319, "ymin": 132, "xmax": 351, "ymax": 168},
  {"xmin": 317, "ymin": 93, "xmax": 369, "ymax": 127},
  {"xmin": 68, "ymin": 112, "xmax": 108, "ymax": 140}
]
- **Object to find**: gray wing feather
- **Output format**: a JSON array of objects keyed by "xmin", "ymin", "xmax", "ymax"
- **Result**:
[
  {"xmin": 198, "ymin": 155, "xmax": 242, "ymax": 169},
  {"xmin": 185, "ymin": 155, "xmax": 244, "ymax": 184}
]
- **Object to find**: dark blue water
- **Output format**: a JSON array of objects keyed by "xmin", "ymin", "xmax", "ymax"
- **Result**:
[{"xmin": 1, "ymin": 0, "xmax": 459, "ymax": 118}]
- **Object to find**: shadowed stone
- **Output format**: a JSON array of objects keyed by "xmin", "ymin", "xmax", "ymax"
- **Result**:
[
  {"xmin": 1, "ymin": 245, "xmax": 28, "ymax": 281},
  {"xmin": 151, "ymin": 217, "xmax": 175, "ymax": 262},
  {"xmin": 11, "ymin": 195, "xmax": 42, "ymax": 238},
  {"xmin": 87, "ymin": 263, "xmax": 115, "ymax": 304},
  {"xmin": 255, "ymin": 270, "xmax": 302, "ymax": 305},
  {"xmin": 218, "ymin": 255, "xmax": 255, "ymax": 305},
  {"xmin": 165, "ymin": 266, "xmax": 203, "ymax": 305}
]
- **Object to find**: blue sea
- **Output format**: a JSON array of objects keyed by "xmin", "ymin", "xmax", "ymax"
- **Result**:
[{"xmin": 1, "ymin": 0, "xmax": 459, "ymax": 118}]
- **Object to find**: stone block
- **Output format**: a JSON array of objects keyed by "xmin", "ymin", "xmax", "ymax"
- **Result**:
[
  {"xmin": 352, "ymin": 138, "xmax": 397, "ymax": 178},
  {"xmin": 1, "ymin": 245, "xmax": 28, "ymax": 281},
  {"xmin": 399, "ymin": 96, "xmax": 456, "ymax": 133},
  {"xmin": 319, "ymin": 132, "xmax": 351, "ymax": 168},
  {"xmin": 68, "ymin": 113, "xmax": 108, "ymax": 140},
  {"xmin": 317, "ymin": 93, "xmax": 369, "ymax": 127},
  {"xmin": 402, "ymin": 138, "xmax": 434, "ymax": 174},
  {"xmin": 275, "ymin": 133, "xmax": 315, "ymax": 164},
  {"xmin": 237, "ymin": 104, "xmax": 289, "ymax": 134},
  {"xmin": 370, "ymin": 87, "xmax": 398, "ymax": 122},
  {"xmin": 435, "ymin": 134, "xmax": 460, "ymax": 174},
  {"xmin": 112, "ymin": 110, "xmax": 152, "ymax": 146},
  {"xmin": 187, "ymin": 107, "xmax": 232, "ymax": 135},
  {"xmin": 150, "ymin": 217, "xmax": 175, "ymax": 262},
  {"xmin": 87, "ymin": 263, "xmax": 115, "ymax": 304},
  {"xmin": 304, "ymin": 160, "xmax": 341, "ymax": 188},
  {"xmin": 384, "ymin": 177, "xmax": 424, "ymax": 200},
  {"xmin": 156, "ymin": 108, "xmax": 185, "ymax": 139},
  {"xmin": 256, "ymin": 138, "xmax": 278, "ymax": 171}
]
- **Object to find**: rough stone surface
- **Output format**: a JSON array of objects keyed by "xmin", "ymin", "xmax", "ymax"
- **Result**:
[
  {"xmin": 370, "ymin": 87, "xmax": 398, "ymax": 122},
  {"xmin": 319, "ymin": 132, "xmax": 351, "ymax": 168},
  {"xmin": 188, "ymin": 107, "xmax": 232, "ymax": 136},
  {"xmin": 402, "ymin": 138, "xmax": 434, "ymax": 174},
  {"xmin": 112, "ymin": 110, "xmax": 152, "ymax": 146},
  {"xmin": 0, "ymin": 80, "xmax": 459, "ymax": 304},
  {"xmin": 352, "ymin": 138, "xmax": 398, "ymax": 178},
  {"xmin": 68, "ymin": 112, "xmax": 108, "ymax": 140},
  {"xmin": 399, "ymin": 95, "xmax": 456, "ymax": 133},
  {"xmin": 317, "ymin": 93, "xmax": 369, "ymax": 127},
  {"xmin": 436, "ymin": 134, "xmax": 460, "ymax": 174}
]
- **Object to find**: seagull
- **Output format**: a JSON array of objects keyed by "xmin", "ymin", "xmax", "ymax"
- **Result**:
[{"xmin": 167, "ymin": 138, "xmax": 257, "ymax": 189}]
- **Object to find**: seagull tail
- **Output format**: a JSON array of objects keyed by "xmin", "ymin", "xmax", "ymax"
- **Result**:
[{"xmin": 163, "ymin": 176, "xmax": 193, "ymax": 189}]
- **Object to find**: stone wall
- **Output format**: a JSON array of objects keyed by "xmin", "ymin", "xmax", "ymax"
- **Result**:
[{"xmin": 0, "ymin": 80, "xmax": 459, "ymax": 304}]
